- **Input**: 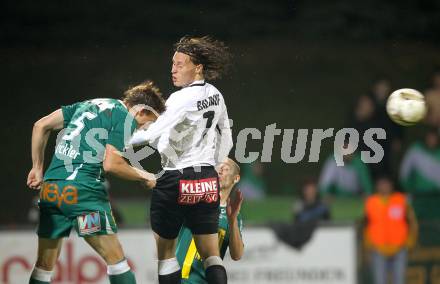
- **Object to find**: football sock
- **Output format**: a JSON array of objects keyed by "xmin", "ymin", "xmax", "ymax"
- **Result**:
[
  {"xmin": 108, "ymin": 259, "xmax": 136, "ymax": 284},
  {"xmin": 204, "ymin": 256, "xmax": 227, "ymax": 284},
  {"xmin": 29, "ymin": 266, "xmax": 52, "ymax": 284},
  {"xmin": 158, "ymin": 257, "xmax": 181, "ymax": 284}
]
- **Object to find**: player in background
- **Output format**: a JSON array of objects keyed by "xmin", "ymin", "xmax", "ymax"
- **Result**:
[
  {"xmin": 176, "ymin": 158, "xmax": 244, "ymax": 284},
  {"xmin": 129, "ymin": 36, "xmax": 233, "ymax": 284},
  {"xmin": 26, "ymin": 81, "xmax": 166, "ymax": 284}
]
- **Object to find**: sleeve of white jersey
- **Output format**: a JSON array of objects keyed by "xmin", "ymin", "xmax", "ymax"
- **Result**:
[
  {"xmin": 215, "ymin": 104, "xmax": 233, "ymax": 164},
  {"xmin": 128, "ymin": 94, "xmax": 187, "ymax": 147}
]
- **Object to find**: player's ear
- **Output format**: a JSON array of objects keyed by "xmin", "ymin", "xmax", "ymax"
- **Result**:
[
  {"xmin": 234, "ymin": 175, "xmax": 240, "ymax": 184},
  {"xmin": 148, "ymin": 111, "xmax": 158, "ymax": 122},
  {"xmin": 195, "ymin": 64, "xmax": 203, "ymax": 75}
]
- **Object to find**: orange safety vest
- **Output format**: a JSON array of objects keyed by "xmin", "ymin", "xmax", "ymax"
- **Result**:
[{"xmin": 365, "ymin": 192, "xmax": 409, "ymax": 247}]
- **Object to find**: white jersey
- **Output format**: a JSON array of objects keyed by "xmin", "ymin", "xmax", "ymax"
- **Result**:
[{"xmin": 129, "ymin": 80, "xmax": 233, "ymax": 170}]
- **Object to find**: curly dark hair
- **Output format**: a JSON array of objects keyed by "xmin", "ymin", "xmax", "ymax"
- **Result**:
[
  {"xmin": 122, "ymin": 80, "xmax": 166, "ymax": 114},
  {"xmin": 174, "ymin": 36, "xmax": 232, "ymax": 81}
]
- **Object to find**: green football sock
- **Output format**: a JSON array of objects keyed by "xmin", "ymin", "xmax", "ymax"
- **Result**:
[
  {"xmin": 29, "ymin": 278, "xmax": 50, "ymax": 284},
  {"xmin": 29, "ymin": 267, "xmax": 52, "ymax": 284},
  {"xmin": 109, "ymin": 270, "xmax": 136, "ymax": 284}
]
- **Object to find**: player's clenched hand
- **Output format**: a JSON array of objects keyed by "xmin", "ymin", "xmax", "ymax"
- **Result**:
[
  {"xmin": 145, "ymin": 178, "xmax": 156, "ymax": 189},
  {"xmin": 227, "ymin": 189, "xmax": 243, "ymax": 222},
  {"xmin": 27, "ymin": 168, "xmax": 43, "ymax": 190},
  {"xmin": 141, "ymin": 171, "xmax": 156, "ymax": 189}
]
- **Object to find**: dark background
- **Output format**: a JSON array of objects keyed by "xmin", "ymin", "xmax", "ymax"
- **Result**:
[{"xmin": 2, "ymin": 0, "xmax": 440, "ymax": 224}]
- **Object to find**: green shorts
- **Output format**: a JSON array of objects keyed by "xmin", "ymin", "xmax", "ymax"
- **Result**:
[{"xmin": 37, "ymin": 180, "xmax": 118, "ymax": 239}]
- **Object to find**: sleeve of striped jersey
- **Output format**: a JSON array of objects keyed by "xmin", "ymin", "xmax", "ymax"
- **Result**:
[
  {"xmin": 107, "ymin": 121, "xmax": 126, "ymax": 151},
  {"xmin": 215, "ymin": 104, "xmax": 233, "ymax": 164},
  {"xmin": 128, "ymin": 95, "xmax": 187, "ymax": 147},
  {"xmin": 61, "ymin": 102, "xmax": 80, "ymax": 128}
]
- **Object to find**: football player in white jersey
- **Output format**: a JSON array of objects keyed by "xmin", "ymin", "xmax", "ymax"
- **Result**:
[{"xmin": 129, "ymin": 36, "xmax": 233, "ymax": 284}]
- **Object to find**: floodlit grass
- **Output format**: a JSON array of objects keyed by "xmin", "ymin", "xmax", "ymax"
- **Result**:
[
  {"xmin": 116, "ymin": 196, "xmax": 364, "ymax": 226},
  {"xmin": 116, "ymin": 199, "xmax": 149, "ymax": 227}
]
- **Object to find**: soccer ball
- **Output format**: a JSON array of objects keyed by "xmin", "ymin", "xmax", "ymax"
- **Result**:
[{"xmin": 386, "ymin": 88, "xmax": 427, "ymax": 126}]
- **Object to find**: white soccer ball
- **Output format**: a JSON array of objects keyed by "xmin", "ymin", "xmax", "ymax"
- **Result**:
[{"xmin": 386, "ymin": 88, "xmax": 427, "ymax": 126}]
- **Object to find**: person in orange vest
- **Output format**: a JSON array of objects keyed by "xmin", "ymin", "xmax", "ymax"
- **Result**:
[{"xmin": 364, "ymin": 175, "xmax": 418, "ymax": 284}]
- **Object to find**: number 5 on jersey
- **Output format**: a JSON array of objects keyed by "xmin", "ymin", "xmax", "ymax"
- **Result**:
[{"xmin": 62, "ymin": 112, "xmax": 97, "ymax": 140}]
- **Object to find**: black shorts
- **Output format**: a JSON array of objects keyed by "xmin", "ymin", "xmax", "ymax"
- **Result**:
[{"xmin": 150, "ymin": 166, "xmax": 220, "ymax": 239}]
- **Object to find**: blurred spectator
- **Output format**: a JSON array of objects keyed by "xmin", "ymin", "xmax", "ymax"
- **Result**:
[
  {"xmin": 349, "ymin": 81, "xmax": 404, "ymax": 179},
  {"xmin": 400, "ymin": 128, "xmax": 440, "ymax": 193},
  {"xmin": 349, "ymin": 94, "xmax": 388, "ymax": 179},
  {"xmin": 368, "ymin": 78, "xmax": 404, "ymax": 177},
  {"xmin": 238, "ymin": 161, "xmax": 267, "ymax": 199},
  {"xmin": 318, "ymin": 146, "xmax": 373, "ymax": 197},
  {"xmin": 293, "ymin": 178, "xmax": 330, "ymax": 223},
  {"xmin": 424, "ymin": 69, "xmax": 440, "ymax": 127},
  {"xmin": 364, "ymin": 176, "xmax": 418, "ymax": 284},
  {"xmin": 273, "ymin": 178, "xmax": 330, "ymax": 250},
  {"xmin": 370, "ymin": 77, "xmax": 392, "ymax": 106},
  {"xmin": 350, "ymin": 94, "xmax": 377, "ymax": 154}
]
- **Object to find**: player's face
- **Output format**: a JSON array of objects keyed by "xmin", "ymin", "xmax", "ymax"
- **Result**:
[
  {"xmin": 217, "ymin": 162, "xmax": 235, "ymax": 190},
  {"xmin": 376, "ymin": 178, "xmax": 393, "ymax": 196},
  {"xmin": 425, "ymin": 132, "xmax": 439, "ymax": 149},
  {"xmin": 171, "ymin": 52, "xmax": 199, "ymax": 87},
  {"xmin": 303, "ymin": 183, "xmax": 318, "ymax": 203}
]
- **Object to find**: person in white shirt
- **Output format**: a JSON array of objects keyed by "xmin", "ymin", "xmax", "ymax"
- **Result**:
[{"xmin": 129, "ymin": 36, "xmax": 233, "ymax": 284}]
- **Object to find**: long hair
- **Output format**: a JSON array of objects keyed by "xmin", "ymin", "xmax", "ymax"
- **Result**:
[{"xmin": 174, "ymin": 36, "xmax": 232, "ymax": 81}]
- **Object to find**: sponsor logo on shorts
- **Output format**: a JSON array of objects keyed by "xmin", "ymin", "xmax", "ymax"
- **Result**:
[
  {"xmin": 40, "ymin": 183, "xmax": 78, "ymax": 207},
  {"xmin": 178, "ymin": 178, "xmax": 218, "ymax": 205},
  {"xmin": 78, "ymin": 212, "xmax": 101, "ymax": 235}
]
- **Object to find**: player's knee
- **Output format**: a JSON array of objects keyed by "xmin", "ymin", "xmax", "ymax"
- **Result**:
[
  {"xmin": 93, "ymin": 239, "xmax": 125, "ymax": 264},
  {"xmin": 204, "ymin": 256, "xmax": 227, "ymax": 284},
  {"xmin": 156, "ymin": 237, "xmax": 176, "ymax": 260},
  {"xmin": 198, "ymin": 246, "xmax": 220, "ymax": 260},
  {"xmin": 96, "ymin": 245, "xmax": 125, "ymax": 265}
]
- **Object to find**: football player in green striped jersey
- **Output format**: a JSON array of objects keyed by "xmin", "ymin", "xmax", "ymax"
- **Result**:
[
  {"xmin": 26, "ymin": 81, "xmax": 165, "ymax": 284},
  {"xmin": 176, "ymin": 158, "xmax": 244, "ymax": 284}
]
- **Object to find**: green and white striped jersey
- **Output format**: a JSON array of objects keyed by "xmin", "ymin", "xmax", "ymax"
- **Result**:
[{"xmin": 44, "ymin": 98, "xmax": 137, "ymax": 188}]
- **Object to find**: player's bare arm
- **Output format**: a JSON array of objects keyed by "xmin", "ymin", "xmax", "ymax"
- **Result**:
[
  {"xmin": 103, "ymin": 144, "xmax": 156, "ymax": 188},
  {"xmin": 128, "ymin": 100, "xmax": 185, "ymax": 147},
  {"xmin": 27, "ymin": 109, "xmax": 64, "ymax": 190},
  {"xmin": 226, "ymin": 189, "xmax": 244, "ymax": 260}
]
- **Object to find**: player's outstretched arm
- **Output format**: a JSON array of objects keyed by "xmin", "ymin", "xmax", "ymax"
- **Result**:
[
  {"xmin": 103, "ymin": 144, "xmax": 156, "ymax": 188},
  {"xmin": 227, "ymin": 189, "xmax": 244, "ymax": 261},
  {"xmin": 128, "ymin": 95, "xmax": 187, "ymax": 147},
  {"xmin": 27, "ymin": 109, "xmax": 64, "ymax": 190}
]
